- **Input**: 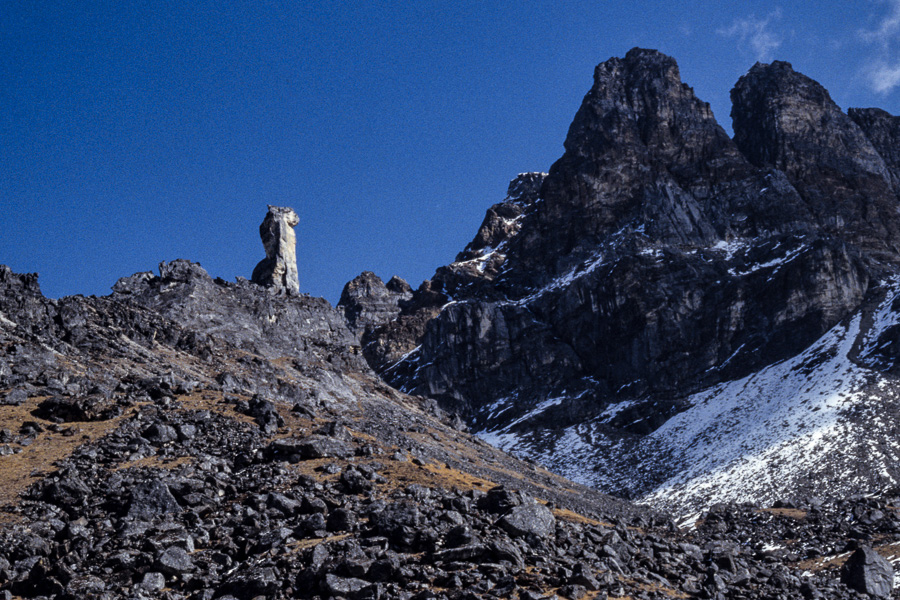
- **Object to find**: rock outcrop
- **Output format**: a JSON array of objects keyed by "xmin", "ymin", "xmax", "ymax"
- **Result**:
[
  {"xmin": 251, "ymin": 205, "xmax": 300, "ymax": 292},
  {"xmin": 732, "ymin": 61, "xmax": 900, "ymax": 262},
  {"xmin": 352, "ymin": 48, "xmax": 900, "ymax": 514},
  {"xmin": 338, "ymin": 272, "xmax": 412, "ymax": 336},
  {"xmin": 849, "ymin": 106, "xmax": 900, "ymax": 189}
]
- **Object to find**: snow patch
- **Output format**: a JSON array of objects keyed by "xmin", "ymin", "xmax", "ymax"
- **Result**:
[
  {"xmin": 512, "ymin": 252, "xmax": 606, "ymax": 305},
  {"xmin": 484, "ymin": 279, "xmax": 900, "ymax": 515},
  {"xmin": 728, "ymin": 244, "xmax": 807, "ymax": 277},
  {"xmin": 0, "ymin": 312, "xmax": 16, "ymax": 329},
  {"xmin": 710, "ymin": 239, "xmax": 750, "ymax": 261},
  {"xmin": 640, "ymin": 314, "xmax": 869, "ymax": 510}
]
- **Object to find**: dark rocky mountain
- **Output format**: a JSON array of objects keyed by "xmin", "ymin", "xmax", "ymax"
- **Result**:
[{"xmin": 344, "ymin": 48, "xmax": 900, "ymax": 516}]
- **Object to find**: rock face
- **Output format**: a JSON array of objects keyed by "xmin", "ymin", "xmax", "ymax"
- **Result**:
[
  {"xmin": 251, "ymin": 205, "xmax": 300, "ymax": 292},
  {"xmin": 731, "ymin": 61, "xmax": 900, "ymax": 262},
  {"xmin": 841, "ymin": 546, "xmax": 894, "ymax": 599},
  {"xmin": 338, "ymin": 272, "xmax": 412, "ymax": 336},
  {"xmin": 114, "ymin": 259, "xmax": 359, "ymax": 365},
  {"xmin": 849, "ymin": 106, "xmax": 900, "ymax": 189},
  {"xmin": 352, "ymin": 49, "xmax": 900, "ymax": 514}
]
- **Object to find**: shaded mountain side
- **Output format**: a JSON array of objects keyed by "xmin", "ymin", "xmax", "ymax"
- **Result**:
[{"xmin": 343, "ymin": 48, "xmax": 900, "ymax": 513}]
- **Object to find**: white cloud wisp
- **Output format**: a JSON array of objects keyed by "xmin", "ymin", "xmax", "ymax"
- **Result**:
[
  {"xmin": 717, "ymin": 10, "xmax": 783, "ymax": 63},
  {"xmin": 860, "ymin": 0, "xmax": 900, "ymax": 93}
]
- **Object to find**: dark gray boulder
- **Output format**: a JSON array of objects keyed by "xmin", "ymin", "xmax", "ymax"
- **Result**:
[
  {"xmin": 266, "ymin": 435, "xmax": 353, "ymax": 462},
  {"xmin": 841, "ymin": 546, "xmax": 893, "ymax": 598},
  {"xmin": 157, "ymin": 546, "xmax": 195, "ymax": 575},
  {"xmin": 498, "ymin": 502, "xmax": 556, "ymax": 538},
  {"xmin": 1, "ymin": 389, "xmax": 26, "ymax": 406},
  {"xmin": 127, "ymin": 481, "xmax": 181, "ymax": 520}
]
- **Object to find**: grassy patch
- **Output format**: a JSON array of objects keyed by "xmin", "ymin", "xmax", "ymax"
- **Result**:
[
  {"xmin": 376, "ymin": 456, "xmax": 497, "ymax": 492},
  {"xmin": 0, "ymin": 397, "xmax": 145, "ymax": 510},
  {"xmin": 552, "ymin": 507, "xmax": 613, "ymax": 527},
  {"xmin": 757, "ymin": 507, "xmax": 808, "ymax": 520}
]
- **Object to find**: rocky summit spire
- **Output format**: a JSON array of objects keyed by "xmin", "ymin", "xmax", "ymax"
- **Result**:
[{"xmin": 251, "ymin": 205, "xmax": 300, "ymax": 292}]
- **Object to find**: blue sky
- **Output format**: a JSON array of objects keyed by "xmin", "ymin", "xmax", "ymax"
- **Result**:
[{"xmin": 4, "ymin": 1, "xmax": 900, "ymax": 303}]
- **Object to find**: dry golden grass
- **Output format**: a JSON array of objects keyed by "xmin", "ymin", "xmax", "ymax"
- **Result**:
[
  {"xmin": 0, "ymin": 396, "xmax": 145, "ymax": 509},
  {"xmin": 876, "ymin": 541, "xmax": 900, "ymax": 564},
  {"xmin": 552, "ymin": 507, "xmax": 613, "ymax": 527},
  {"xmin": 793, "ymin": 551, "xmax": 853, "ymax": 572},
  {"xmin": 601, "ymin": 576, "xmax": 689, "ymax": 600},
  {"xmin": 288, "ymin": 533, "xmax": 351, "ymax": 551},
  {"xmin": 287, "ymin": 457, "xmax": 345, "ymax": 483},
  {"xmin": 375, "ymin": 456, "xmax": 497, "ymax": 492},
  {"xmin": 404, "ymin": 428, "xmax": 578, "ymax": 495},
  {"xmin": 174, "ymin": 391, "xmax": 256, "ymax": 424},
  {"xmin": 114, "ymin": 455, "xmax": 193, "ymax": 471},
  {"xmin": 795, "ymin": 541, "xmax": 900, "ymax": 573},
  {"xmin": 757, "ymin": 507, "xmax": 808, "ymax": 520}
]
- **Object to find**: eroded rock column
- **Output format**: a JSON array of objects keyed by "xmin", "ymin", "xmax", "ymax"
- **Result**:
[{"xmin": 251, "ymin": 205, "xmax": 300, "ymax": 292}]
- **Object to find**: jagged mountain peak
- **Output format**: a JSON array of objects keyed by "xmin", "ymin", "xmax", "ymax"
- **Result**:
[
  {"xmin": 549, "ymin": 48, "xmax": 740, "ymax": 193},
  {"xmin": 349, "ymin": 48, "xmax": 900, "ymax": 517},
  {"xmin": 449, "ymin": 172, "xmax": 546, "ymax": 271},
  {"xmin": 732, "ymin": 58, "xmax": 900, "ymax": 261},
  {"xmin": 732, "ymin": 59, "xmax": 885, "ymax": 175}
]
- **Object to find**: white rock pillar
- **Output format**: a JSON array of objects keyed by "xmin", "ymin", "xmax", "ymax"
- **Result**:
[{"xmin": 251, "ymin": 205, "xmax": 300, "ymax": 292}]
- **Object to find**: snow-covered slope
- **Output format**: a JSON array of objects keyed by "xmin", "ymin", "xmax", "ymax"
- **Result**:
[{"xmin": 480, "ymin": 279, "xmax": 900, "ymax": 516}]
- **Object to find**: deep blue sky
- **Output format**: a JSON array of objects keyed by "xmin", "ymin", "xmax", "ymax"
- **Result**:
[{"xmin": 4, "ymin": 1, "xmax": 900, "ymax": 303}]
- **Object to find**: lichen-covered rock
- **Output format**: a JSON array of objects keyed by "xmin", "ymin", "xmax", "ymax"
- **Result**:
[{"xmin": 251, "ymin": 205, "xmax": 300, "ymax": 292}]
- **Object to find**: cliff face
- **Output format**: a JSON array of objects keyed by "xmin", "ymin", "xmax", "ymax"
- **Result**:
[
  {"xmin": 731, "ymin": 62, "xmax": 900, "ymax": 261},
  {"xmin": 348, "ymin": 49, "xmax": 900, "ymax": 512}
]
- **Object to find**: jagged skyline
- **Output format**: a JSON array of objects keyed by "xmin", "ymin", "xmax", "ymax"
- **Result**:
[{"xmin": 4, "ymin": 1, "xmax": 900, "ymax": 302}]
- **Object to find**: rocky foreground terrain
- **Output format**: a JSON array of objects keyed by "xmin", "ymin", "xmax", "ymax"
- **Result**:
[{"xmin": 4, "ymin": 259, "xmax": 900, "ymax": 600}]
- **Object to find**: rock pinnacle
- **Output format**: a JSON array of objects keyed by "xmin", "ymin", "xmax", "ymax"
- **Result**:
[{"xmin": 251, "ymin": 205, "xmax": 300, "ymax": 292}]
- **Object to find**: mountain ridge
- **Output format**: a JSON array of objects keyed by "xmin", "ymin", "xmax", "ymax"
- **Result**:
[{"xmin": 344, "ymin": 47, "xmax": 900, "ymax": 516}]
